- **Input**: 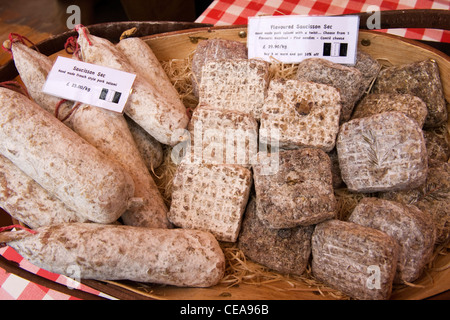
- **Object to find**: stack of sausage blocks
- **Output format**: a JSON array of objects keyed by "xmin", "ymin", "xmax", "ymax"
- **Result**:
[
  {"xmin": 0, "ymin": 28, "xmax": 448, "ymax": 300},
  {"xmin": 174, "ymin": 37, "xmax": 448, "ymax": 300}
]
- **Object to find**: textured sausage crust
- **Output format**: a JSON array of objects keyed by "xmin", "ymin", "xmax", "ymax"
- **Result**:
[
  {"xmin": 351, "ymin": 50, "xmax": 381, "ymax": 92},
  {"xmin": 253, "ymin": 148, "xmax": 336, "ymax": 228},
  {"xmin": 237, "ymin": 198, "xmax": 313, "ymax": 276},
  {"xmin": 296, "ymin": 58, "xmax": 364, "ymax": 123},
  {"xmin": 199, "ymin": 58, "xmax": 270, "ymax": 120},
  {"xmin": 77, "ymin": 27, "xmax": 189, "ymax": 146},
  {"xmin": 348, "ymin": 197, "xmax": 436, "ymax": 283},
  {"xmin": 11, "ymin": 42, "xmax": 75, "ymax": 120},
  {"xmin": 352, "ymin": 93, "xmax": 428, "ymax": 128},
  {"xmin": 373, "ymin": 59, "xmax": 448, "ymax": 128},
  {"xmin": 0, "ymin": 154, "xmax": 88, "ymax": 228},
  {"xmin": 311, "ymin": 219, "xmax": 399, "ymax": 300},
  {"xmin": 0, "ymin": 88, "xmax": 135, "ymax": 224},
  {"xmin": 191, "ymin": 39, "xmax": 248, "ymax": 97},
  {"xmin": 380, "ymin": 160, "xmax": 450, "ymax": 245},
  {"xmin": 168, "ymin": 162, "xmax": 252, "ymax": 242},
  {"xmin": 125, "ymin": 115, "xmax": 164, "ymax": 171},
  {"xmin": 423, "ymin": 130, "xmax": 450, "ymax": 162},
  {"xmin": 337, "ymin": 112, "xmax": 428, "ymax": 193},
  {"xmin": 68, "ymin": 104, "xmax": 170, "ymax": 228},
  {"xmin": 116, "ymin": 37, "xmax": 182, "ymax": 110},
  {"xmin": 187, "ymin": 105, "xmax": 258, "ymax": 167},
  {"xmin": 260, "ymin": 79, "xmax": 341, "ymax": 152},
  {"xmin": 5, "ymin": 223, "xmax": 225, "ymax": 287}
]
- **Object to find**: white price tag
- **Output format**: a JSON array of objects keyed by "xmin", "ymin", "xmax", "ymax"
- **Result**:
[
  {"xmin": 43, "ymin": 57, "xmax": 136, "ymax": 113},
  {"xmin": 248, "ymin": 15, "xmax": 360, "ymax": 65}
]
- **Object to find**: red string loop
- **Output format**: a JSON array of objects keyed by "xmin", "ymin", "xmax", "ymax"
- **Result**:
[
  {"xmin": 2, "ymin": 33, "xmax": 39, "ymax": 55},
  {"xmin": 55, "ymin": 100, "xmax": 81, "ymax": 122},
  {"xmin": 74, "ymin": 24, "xmax": 92, "ymax": 46},
  {"xmin": 55, "ymin": 99, "xmax": 68, "ymax": 120},
  {"xmin": 64, "ymin": 36, "xmax": 78, "ymax": 54},
  {"xmin": 0, "ymin": 224, "xmax": 37, "ymax": 235},
  {"xmin": 64, "ymin": 36, "xmax": 82, "ymax": 60}
]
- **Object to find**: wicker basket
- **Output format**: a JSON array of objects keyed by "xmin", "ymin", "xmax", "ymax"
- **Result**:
[{"xmin": 0, "ymin": 12, "xmax": 449, "ymax": 300}]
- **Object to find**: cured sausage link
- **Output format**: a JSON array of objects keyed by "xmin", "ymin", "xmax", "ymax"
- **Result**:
[
  {"xmin": 76, "ymin": 26, "xmax": 189, "ymax": 146},
  {"xmin": 0, "ymin": 154, "xmax": 89, "ymax": 228},
  {"xmin": 0, "ymin": 223, "xmax": 226, "ymax": 288},
  {"xmin": 0, "ymin": 88, "xmax": 135, "ymax": 224}
]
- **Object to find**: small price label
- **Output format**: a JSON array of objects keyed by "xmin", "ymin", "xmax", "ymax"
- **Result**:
[
  {"xmin": 248, "ymin": 15, "xmax": 360, "ymax": 65},
  {"xmin": 43, "ymin": 56, "xmax": 136, "ymax": 113}
]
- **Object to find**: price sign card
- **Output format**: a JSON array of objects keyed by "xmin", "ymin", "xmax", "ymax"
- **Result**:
[
  {"xmin": 248, "ymin": 15, "xmax": 360, "ymax": 64},
  {"xmin": 43, "ymin": 56, "xmax": 136, "ymax": 113}
]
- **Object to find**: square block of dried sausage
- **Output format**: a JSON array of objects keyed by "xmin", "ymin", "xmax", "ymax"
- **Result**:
[
  {"xmin": 352, "ymin": 93, "xmax": 428, "ymax": 128},
  {"xmin": 380, "ymin": 159, "xmax": 450, "ymax": 245},
  {"xmin": 351, "ymin": 50, "xmax": 381, "ymax": 92},
  {"xmin": 296, "ymin": 58, "xmax": 364, "ymax": 123},
  {"xmin": 423, "ymin": 129, "xmax": 450, "ymax": 162},
  {"xmin": 259, "ymin": 79, "xmax": 341, "ymax": 152},
  {"xmin": 252, "ymin": 148, "xmax": 336, "ymax": 229},
  {"xmin": 348, "ymin": 197, "xmax": 436, "ymax": 283},
  {"xmin": 237, "ymin": 197, "xmax": 313, "ymax": 276},
  {"xmin": 311, "ymin": 219, "xmax": 399, "ymax": 300},
  {"xmin": 168, "ymin": 163, "xmax": 252, "ymax": 242},
  {"xmin": 198, "ymin": 58, "xmax": 270, "ymax": 120},
  {"xmin": 336, "ymin": 111, "xmax": 428, "ymax": 193},
  {"xmin": 191, "ymin": 39, "xmax": 247, "ymax": 97},
  {"xmin": 187, "ymin": 105, "xmax": 258, "ymax": 167},
  {"xmin": 373, "ymin": 59, "xmax": 447, "ymax": 128}
]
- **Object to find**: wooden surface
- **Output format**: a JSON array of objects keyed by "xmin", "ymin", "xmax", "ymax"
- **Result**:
[{"xmin": 0, "ymin": 0, "xmax": 120, "ymax": 66}]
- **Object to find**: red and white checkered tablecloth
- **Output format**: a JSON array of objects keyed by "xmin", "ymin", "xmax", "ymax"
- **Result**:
[
  {"xmin": 196, "ymin": 0, "xmax": 450, "ymax": 43},
  {"xmin": 0, "ymin": 246, "xmax": 115, "ymax": 300}
]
